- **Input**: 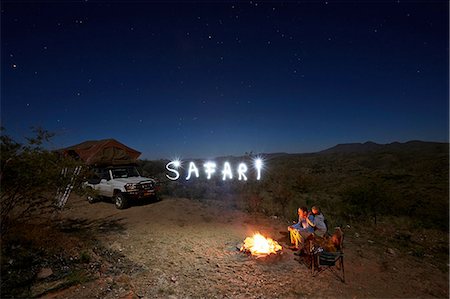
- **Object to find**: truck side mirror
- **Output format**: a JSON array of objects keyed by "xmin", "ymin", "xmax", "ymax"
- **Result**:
[{"xmin": 88, "ymin": 178, "xmax": 101, "ymax": 185}]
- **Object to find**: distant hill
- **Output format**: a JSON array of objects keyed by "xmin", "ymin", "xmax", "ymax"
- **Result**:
[{"xmin": 319, "ymin": 140, "xmax": 448, "ymax": 154}]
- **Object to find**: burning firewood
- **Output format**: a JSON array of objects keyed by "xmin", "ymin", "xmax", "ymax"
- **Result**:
[{"xmin": 239, "ymin": 233, "xmax": 282, "ymax": 257}]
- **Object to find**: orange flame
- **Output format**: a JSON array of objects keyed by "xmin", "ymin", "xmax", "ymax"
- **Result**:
[{"xmin": 240, "ymin": 233, "xmax": 282, "ymax": 255}]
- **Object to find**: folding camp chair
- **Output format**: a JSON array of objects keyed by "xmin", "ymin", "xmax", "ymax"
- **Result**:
[{"xmin": 310, "ymin": 227, "xmax": 345, "ymax": 283}]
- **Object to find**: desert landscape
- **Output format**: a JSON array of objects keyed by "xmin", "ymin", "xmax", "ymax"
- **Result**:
[
  {"xmin": 2, "ymin": 194, "xmax": 448, "ymax": 298},
  {"xmin": 2, "ymin": 140, "xmax": 449, "ymax": 298},
  {"xmin": 2, "ymin": 2, "xmax": 448, "ymax": 298}
]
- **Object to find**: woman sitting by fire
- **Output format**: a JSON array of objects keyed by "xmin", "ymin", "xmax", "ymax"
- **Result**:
[
  {"xmin": 288, "ymin": 206, "xmax": 314, "ymax": 251},
  {"xmin": 305, "ymin": 205, "xmax": 328, "ymax": 237}
]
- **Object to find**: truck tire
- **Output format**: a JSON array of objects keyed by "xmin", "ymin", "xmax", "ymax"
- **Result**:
[
  {"xmin": 113, "ymin": 191, "xmax": 128, "ymax": 209},
  {"xmin": 86, "ymin": 187, "xmax": 97, "ymax": 204}
]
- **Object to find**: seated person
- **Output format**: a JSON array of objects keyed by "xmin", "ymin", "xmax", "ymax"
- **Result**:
[
  {"xmin": 306, "ymin": 206, "xmax": 328, "ymax": 237},
  {"xmin": 288, "ymin": 206, "xmax": 314, "ymax": 251}
]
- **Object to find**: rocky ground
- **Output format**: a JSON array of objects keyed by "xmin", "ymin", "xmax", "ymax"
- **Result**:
[{"xmin": 2, "ymin": 195, "xmax": 448, "ymax": 298}]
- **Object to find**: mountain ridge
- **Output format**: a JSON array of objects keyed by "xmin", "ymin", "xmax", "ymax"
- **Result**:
[{"xmin": 318, "ymin": 140, "xmax": 448, "ymax": 154}]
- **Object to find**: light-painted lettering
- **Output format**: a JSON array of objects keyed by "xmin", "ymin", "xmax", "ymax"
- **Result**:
[
  {"xmin": 186, "ymin": 162, "xmax": 200, "ymax": 180},
  {"xmin": 165, "ymin": 160, "xmax": 181, "ymax": 181},
  {"xmin": 238, "ymin": 163, "xmax": 248, "ymax": 181},
  {"xmin": 203, "ymin": 161, "xmax": 217, "ymax": 179},
  {"xmin": 222, "ymin": 162, "xmax": 233, "ymax": 181}
]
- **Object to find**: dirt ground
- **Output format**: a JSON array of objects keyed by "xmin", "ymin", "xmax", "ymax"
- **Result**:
[{"xmin": 38, "ymin": 195, "xmax": 449, "ymax": 298}]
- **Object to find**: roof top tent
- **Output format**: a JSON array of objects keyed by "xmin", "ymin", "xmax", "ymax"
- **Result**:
[
  {"xmin": 61, "ymin": 139, "xmax": 141, "ymax": 166},
  {"xmin": 56, "ymin": 139, "xmax": 142, "ymax": 209}
]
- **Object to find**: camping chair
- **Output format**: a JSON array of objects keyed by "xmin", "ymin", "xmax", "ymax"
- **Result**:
[{"xmin": 310, "ymin": 227, "xmax": 345, "ymax": 283}]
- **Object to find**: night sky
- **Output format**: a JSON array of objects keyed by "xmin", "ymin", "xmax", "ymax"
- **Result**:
[{"xmin": 2, "ymin": 1, "xmax": 448, "ymax": 159}]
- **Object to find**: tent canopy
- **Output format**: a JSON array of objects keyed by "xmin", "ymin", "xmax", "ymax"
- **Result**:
[{"xmin": 61, "ymin": 139, "xmax": 141, "ymax": 166}]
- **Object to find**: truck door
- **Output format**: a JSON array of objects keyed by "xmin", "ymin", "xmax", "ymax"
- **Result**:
[{"xmin": 97, "ymin": 169, "xmax": 114, "ymax": 197}]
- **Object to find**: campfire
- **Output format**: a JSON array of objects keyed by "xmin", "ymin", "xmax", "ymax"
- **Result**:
[{"xmin": 240, "ymin": 233, "xmax": 282, "ymax": 257}]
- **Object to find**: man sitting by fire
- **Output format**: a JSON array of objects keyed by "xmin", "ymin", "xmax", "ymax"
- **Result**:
[{"xmin": 288, "ymin": 206, "xmax": 314, "ymax": 251}]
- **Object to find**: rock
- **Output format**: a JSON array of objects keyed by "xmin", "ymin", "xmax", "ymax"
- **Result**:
[
  {"xmin": 386, "ymin": 248, "xmax": 396, "ymax": 255},
  {"xmin": 216, "ymin": 263, "xmax": 220, "ymax": 268},
  {"xmin": 37, "ymin": 267, "xmax": 53, "ymax": 279},
  {"xmin": 171, "ymin": 276, "xmax": 177, "ymax": 282},
  {"xmin": 367, "ymin": 239, "xmax": 374, "ymax": 244},
  {"xmin": 354, "ymin": 233, "xmax": 360, "ymax": 238},
  {"xmin": 30, "ymin": 279, "xmax": 66, "ymax": 297},
  {"xmin": 111, "ymin": 241, "xmax": 123, "ymax": 252}
]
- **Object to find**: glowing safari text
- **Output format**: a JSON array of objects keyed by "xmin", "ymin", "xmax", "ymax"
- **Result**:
[{"xmin": 165, "ymin": 158, "xmax": 264, "ymax": 181}]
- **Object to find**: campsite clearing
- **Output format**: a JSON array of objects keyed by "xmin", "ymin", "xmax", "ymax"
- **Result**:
[{"xmin": 6, "ymin": 195, "xmax": 449, "ymax": 298}]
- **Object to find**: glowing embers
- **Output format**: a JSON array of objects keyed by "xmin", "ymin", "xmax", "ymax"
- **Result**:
[
  {"xmin": 240, "ymin": 233, "xmax": 282, "ymax": 258},
  {"xmin": 165, "ymin": 158, "xmax": 264, "ymax": 181}
]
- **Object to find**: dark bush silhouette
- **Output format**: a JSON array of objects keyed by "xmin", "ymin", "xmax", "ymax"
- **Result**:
[{"xmin": 0, "ymin": 128, "xmax": 84, "ymax": 235}]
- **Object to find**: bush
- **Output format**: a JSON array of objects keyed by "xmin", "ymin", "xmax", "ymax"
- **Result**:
[
  {"xmin": 0, "ymin": 128, "xmax": 84, "ymax": 235},
  {"xmin": 339, "ymin": 182, "xmax": 389, "ymax": 225}
]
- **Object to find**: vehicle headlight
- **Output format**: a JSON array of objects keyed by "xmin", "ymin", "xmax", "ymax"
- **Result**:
[{"xmin": 125, "ymin": 183, "xmax": 138, "ymax": 191}]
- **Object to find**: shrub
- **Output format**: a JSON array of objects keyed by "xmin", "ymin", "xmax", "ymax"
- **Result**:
[
  {"xmin": 0, "ymin": 128, "xmax": 84, "ymax": 235},
  {"xmin": 339, "ymin": 182, "xmax": 389, "ymax": 225}
]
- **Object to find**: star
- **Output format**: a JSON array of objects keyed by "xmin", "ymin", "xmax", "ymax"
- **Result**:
[{"xmin": 12, "ymin": 64, "xmax": 17, "ymax": 68}]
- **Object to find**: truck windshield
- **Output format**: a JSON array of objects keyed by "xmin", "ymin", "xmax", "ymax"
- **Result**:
[{"xmin": 111, "ymin": 167, "xmax": 140, "ymax": 178}]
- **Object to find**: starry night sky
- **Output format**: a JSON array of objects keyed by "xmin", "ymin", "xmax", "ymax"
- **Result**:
[{"xmin": 2, "ymin": 1, "xmax": 449, "ymax": 159}]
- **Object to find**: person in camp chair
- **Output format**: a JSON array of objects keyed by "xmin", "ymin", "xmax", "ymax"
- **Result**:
[
  {"xmin": 306, "ymin": 206, "xmax": 328, "ymax": 237},
  {"xmin": 288, "ymin": 206, "xmax": 314, "ymax": 251}
]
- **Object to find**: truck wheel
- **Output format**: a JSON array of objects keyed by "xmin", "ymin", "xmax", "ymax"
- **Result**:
[
  {"xmin": 86, "ymin": 187, "xmax": 97, "ymax": 204},
  {"xmin": 113, "ymin": 191, "xmax": 128, "ymax": 209}
]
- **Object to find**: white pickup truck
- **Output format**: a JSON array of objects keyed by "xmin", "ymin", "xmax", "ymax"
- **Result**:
[{"xmin": 84, "ymin": 165, "xmax": 158, "ymax": 209}]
